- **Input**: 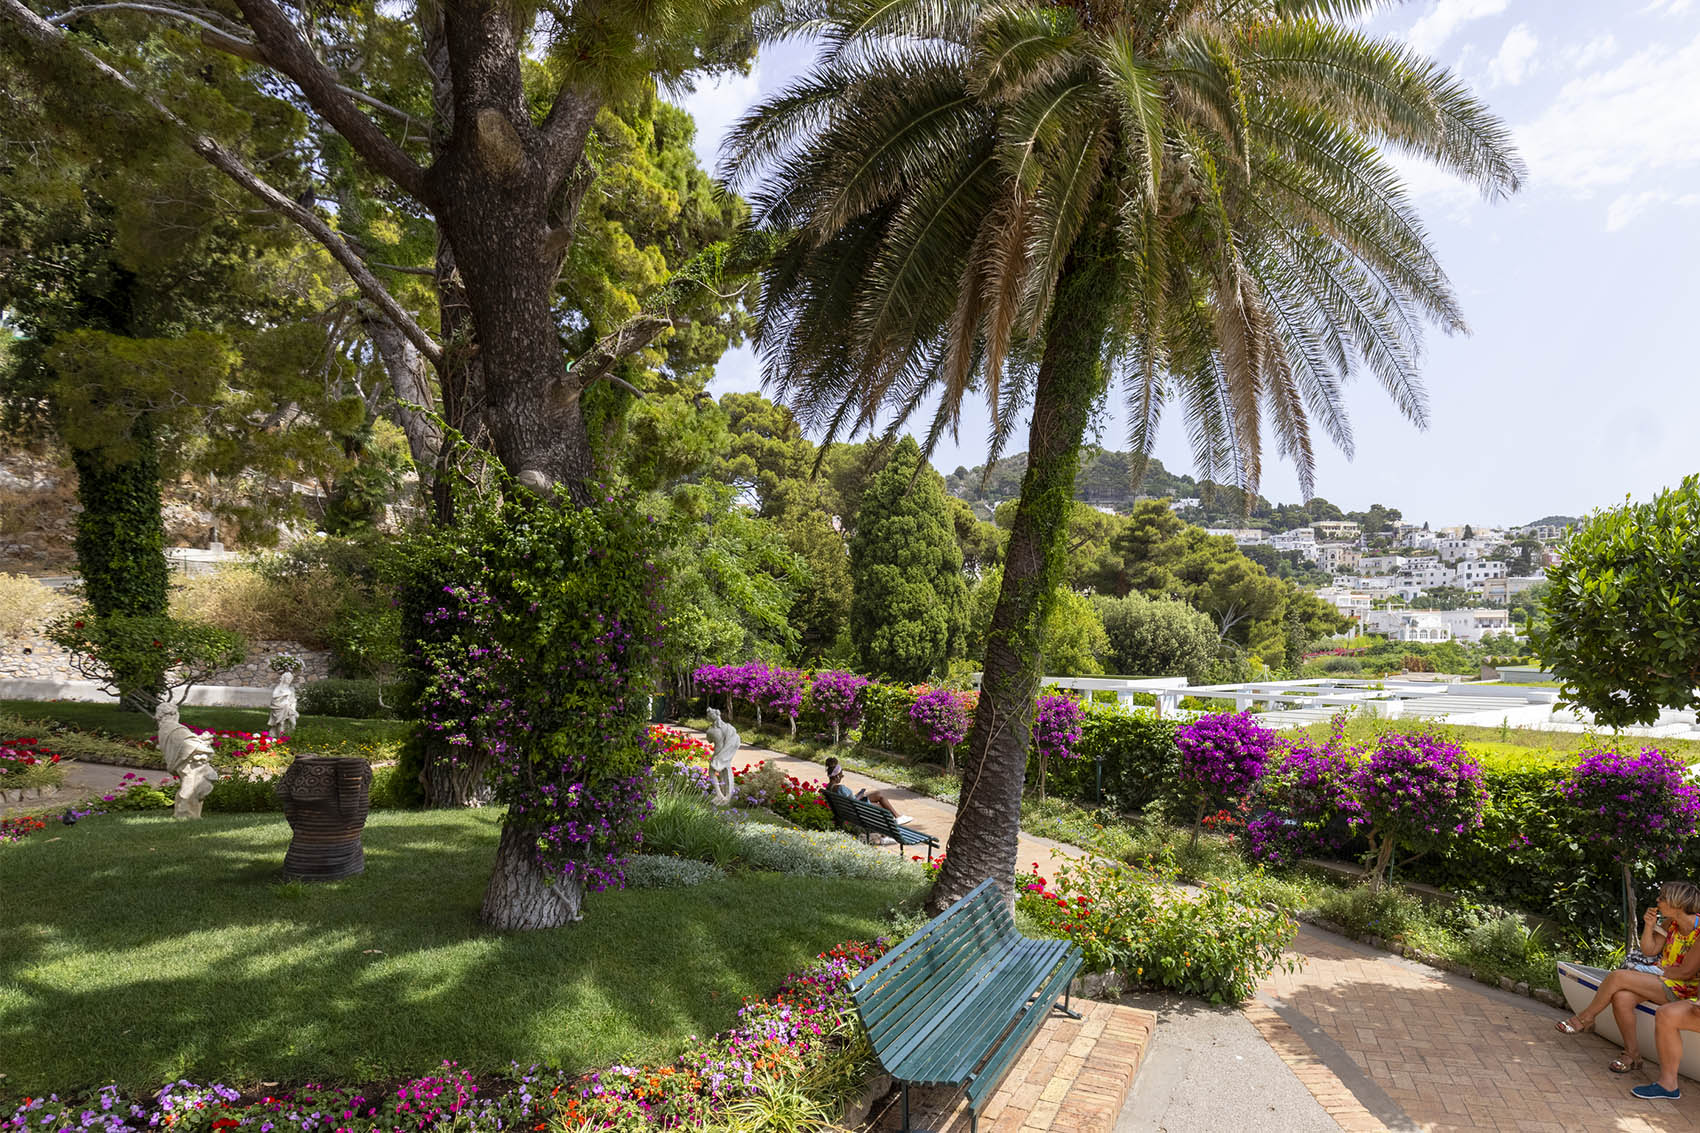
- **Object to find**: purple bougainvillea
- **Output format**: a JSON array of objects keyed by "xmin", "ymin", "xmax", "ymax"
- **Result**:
[
  {"xmin": 908, "ymin": 687, "xmax": 972, "ymax": 771},
  {"xmin": 1246, "ymin": 716, "xmax": 1367, "ymax": 867},
  {"xmin": 1356, "ymin": 731, "xmax": 1486, "ymax": 889},
  {"xmin": 807, "ymin": 670, "xmax": 869, "ymax": 744},
  {"xmin": 1559, "ymin": 746, "xmax": 1700, "ymax": 867},
  {"xmin": 1030, "ymin": 693, "xmax": 1085, "ymax": 798},
  {"xmin": 1176, "ymin": 712, "xmax": 1278, "ymax": 843}
]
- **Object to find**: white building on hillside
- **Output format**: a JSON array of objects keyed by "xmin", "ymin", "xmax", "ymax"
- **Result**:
[
  {"xmin": 1363, "ymin": 608, "xmax": 1451, "ymax": 642},
  {"xmin": 1318, "ymin": 543, "xmax": 1362, "ymax": 572},
  {"xmin": 1479, "ymin": 575, "xmax": 1547, "ymax": 604},
  {"xmin": 1313, "ymin": 520, "xmax": 1362, "ymax": 542},
  {"xmin": 1434, "ymin": 608, "xmax": 1513, "ymax": 642},
  {"xmin": 1315, "ymin": 586, "xmax": 1373, "ymax": 620},
  {"xmin": 1206, "ymin": 527, "xmax": 1266, "ymax": 545},
  {"xmin": 1455, "ymin": 559, "xmax": 1509, "ymax": 587},
  {"xmin": 1359, "ymin": 554, "xmax": 1408, "ymax": 575}
]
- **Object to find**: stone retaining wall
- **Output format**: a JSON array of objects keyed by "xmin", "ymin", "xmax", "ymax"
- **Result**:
[{"xmin": 0, "ymin": 636, "xmax": 331, "ymax": 688}]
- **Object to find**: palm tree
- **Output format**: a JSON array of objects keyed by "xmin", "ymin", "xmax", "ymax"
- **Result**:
[{"xmin": 725, "ymin": 0, "xmax": 1523, "ymax": 907}]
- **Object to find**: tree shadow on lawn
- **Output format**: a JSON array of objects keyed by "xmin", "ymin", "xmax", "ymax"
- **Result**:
[{"xmin": 0, "ymin": 811, "xmax": 919, "ymax": 1098}]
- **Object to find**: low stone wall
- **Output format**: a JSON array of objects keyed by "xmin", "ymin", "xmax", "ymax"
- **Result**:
[{"xmin": 0, "ymin": 636, "xmax": 331, "ymax": 689}]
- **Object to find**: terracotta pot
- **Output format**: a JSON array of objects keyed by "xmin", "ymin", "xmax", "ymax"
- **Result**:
[{"xmin": 277, "ymin": 756, "xmax": 373, "ymax": 881}]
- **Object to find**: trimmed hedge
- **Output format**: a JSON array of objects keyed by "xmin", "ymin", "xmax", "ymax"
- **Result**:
[{"xmin": 298, "ymin": 678, "xmax": 395, "ymax": 720}]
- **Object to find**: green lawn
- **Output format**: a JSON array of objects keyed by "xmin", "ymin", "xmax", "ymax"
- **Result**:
[
  {"xmin": 0, "ymin": 810, "xmax": 923, "ymax": 1096},
  {"xmin": 0, "ymin": 700, "xmax": 409, "ymax": 752}
]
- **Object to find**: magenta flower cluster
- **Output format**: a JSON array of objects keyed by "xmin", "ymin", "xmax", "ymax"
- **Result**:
[
  {"xmin": 1032, "ymin": 694, "xmax": 1084, "ymax": 763},
  {"xmin": 694, "ymin": 662, "xmax": 800, "ymax": 722},
  {"xmin": 1559, "ymin": 746, "xmax": 1700, "ymax": 867},
  {"xmin": 1246, "ymin": 720, "xmax": 1368, "ymax": 867},
  {"xmin": 805, "ymin": 671, "xmax": 869, "ymax": 732},
  {"xmin": 1176, "ymin": 712, "xmax": 1279, "ymax": 806},
  {"xmin": 908, "ymin": 687, "xmax": 971, "ymax": 747},
  {"xmin": 1357, "ymin": 731, "xmax": 1486, "ymax": 849}
]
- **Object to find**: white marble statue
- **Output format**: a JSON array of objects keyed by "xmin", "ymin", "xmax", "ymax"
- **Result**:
[
  {"xmin": 268, "ymin": 670, "xmax": 299, "ymax": 736},
  {"xmin": 155, "ymin": 701, "xmax": 219, "ymax": 819},
  {"xmin": 704, "ymin": 707, "xmax": 740, "ymax": 805}
]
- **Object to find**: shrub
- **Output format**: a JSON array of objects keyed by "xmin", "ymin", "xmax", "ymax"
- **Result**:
[
  {"xmin": 1017, "ymin": 857, "xmax": 1297, "ymax": 1003},
  {"xmin": 907, "ymin": 687, "xmax": 972, "ymax": 770},
  {"xmin": 1092, "ymin": 592, "xmax": 1218, "ymax": 680},
  {"xmin": 622, "ymin": 853, "xmax": 727, "ymax": 889},
  {"xmin": 46, "ymin": 610, "xmax": 245, "ymax": 710},
  {"xmin": 639, "ymin": 781, "xmax": 744, "ymax": 867},
  {"xmin": 727, "ymin": 822, "xmax": 922, "ymax": 881},
  {"xmin": 1311, "ymin": 883, "xmax": 1425, "ymax": 941},
  {"xmin": 855, "ymin": 682, "xmax": 930, "ymax": 757},
  {"xmin": 298, "ymin": 678, "xmax": 394, "ymax": 719},
  {"xmin": 1358, "ymin": 732, "xmax": 1487, "ymax": 890},
  {"xmin": 1246, "ymin": 719, "xmax": 1367, "ymax": 867},
  {"xmin": 0, "ymin": 736, "xmax": 65, "ymax": 790},
  {"xmin": 1175, "ymin": 712, "xmax": 1278, "ymax": 844},
  {"xmin": 1030, "ymin": 693, "xmax": 1084, "ymax": 799},
  {"xmin": 807, "ymin": 670, "xmax": 869, "ymax": 744},
  {"xmin": 0, "ymin": 573, "xmax": 68, "ymax": 637},
  {"xmin": 1073, "ymin": 704, "xmax": 1179, "ymax": 811},
  {"xmin": 170, "ymin": 565, "xmax": 342, "ymax": 649}
]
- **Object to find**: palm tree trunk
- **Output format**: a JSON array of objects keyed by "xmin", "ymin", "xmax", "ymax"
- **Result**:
[{"xmin": 930, "ymin": 230, "xmax": 1120, "ymax": 911}]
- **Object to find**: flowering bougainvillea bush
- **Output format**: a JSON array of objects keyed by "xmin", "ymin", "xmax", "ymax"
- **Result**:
[
  {"xmin": 4, "ymin": 943, "xmax": 892, "ymax": 1133},
  {"xmin": 396, "ymin": 485, "xmax": 667, "ymax": 922},
  {"xmin": 806, "ymin": 671, "xmax": 868, "ymax": 744},
  {"xmin": 1246, "ymin": 716, "xmax": 1368, "ymax": 868},
  {"xmin": 907, "ymin": 687, "xmax": 973, "ymax": 771},
  {"xmin": 1559, "ymin": 746, "xmax": 1700, "ymax": 868},
  {"xmin": 0, "ymin": 736, "xmax": 65, "ymax": 791},
  {"xmin": 1016, "ymin": 857, "xmax": 1298, "ymax": 1003},
  {"xmin": 1175, "ymin": 712, "xmax": 1278, "ymax": 844},
  {"xmin": 1029, "ymin": 693, "xmax": 1084, "ymax": 799},
  {"xmin": 1357, "ymin": 731, "xmax": 1487, "ymax": 890}
]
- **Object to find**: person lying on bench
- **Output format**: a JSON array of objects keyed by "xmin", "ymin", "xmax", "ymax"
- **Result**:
[{"xmin": 824, "ymin": 757, "xmax": 914, "ymax": 825}]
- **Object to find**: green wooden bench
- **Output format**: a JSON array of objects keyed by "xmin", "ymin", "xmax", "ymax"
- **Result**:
[
  {"xmin": 849, "ymin": 878, "xmax": 1084, "ymax": 1133},
  {"xmin": 822, "ymin": 788, "xmax": 940, "ymax": 861}
]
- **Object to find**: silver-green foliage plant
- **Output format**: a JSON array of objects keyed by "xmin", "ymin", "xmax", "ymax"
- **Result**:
[
  {"xmin": 623, "ymin": 853, "xmax": 728, "ymax": 889},
  {"xmin": 729, "ymin": 824, "xmax": 925, "ymax": 882},
  {"xmin": 1538, "ymin": 476, "xmax": 1700, "ymax": 727}
]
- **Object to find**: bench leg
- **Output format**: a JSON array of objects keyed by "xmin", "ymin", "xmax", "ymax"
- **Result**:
[{"xmin": 1055, "ymin": 986, "xmax": 1083, "ymax": 1020}]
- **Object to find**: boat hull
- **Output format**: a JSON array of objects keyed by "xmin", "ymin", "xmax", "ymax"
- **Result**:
[{"xmin": 1557, "ymin": 961, "xmax": 1700, "ymax": 1080}]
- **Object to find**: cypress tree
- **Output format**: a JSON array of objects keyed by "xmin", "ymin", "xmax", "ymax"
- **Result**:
[{"xmin": 849, "ymin": 437, "xmax": 967, "ymax": 682}]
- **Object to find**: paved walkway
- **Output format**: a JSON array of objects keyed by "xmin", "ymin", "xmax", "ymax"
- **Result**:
[
  {"xmin": 711, "ymin": 733, "xmax": 1700, "ymax": 1131},
  {"xmin": 0, "ymin": 759, "xmax": 149, "ymax": 815},
  {"xmin": 1257, "ymin": 926, "xmax": 1700, "ymax": 1132}
]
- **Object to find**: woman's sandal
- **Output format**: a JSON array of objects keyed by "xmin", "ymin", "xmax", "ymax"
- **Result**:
[
  {"xmin": 1556, "ymin": 1017, "xmax": 1593, "ymax": 1035},
  {"xmin": 1611, "ymin": 1056, "xmax": 1645, "ymax": 1074}
]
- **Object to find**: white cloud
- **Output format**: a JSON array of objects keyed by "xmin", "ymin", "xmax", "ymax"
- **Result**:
[
  {"xmin": 1515, "ymin": 33, "xmax": 1700, "ymax": 197},
  {"xmin": 1605, "ymin": 190, "xmax": 1700, "ymax": 231},
  {"xmin": 1645, "ymin": 0, "xmax": 1695, "ymax": 15},
  {"xmin": 1487, "ymin": 24, "xmax": 1539, "ymax": 86},
  {"xmin": 1562, "ymin": 34, "xmax": 1618, "ymax": 70},
  {"xmin": 676, "ymin": 63, "xmax": 765, "ymax": 173},
  {"xmin": 1403, "ymin": 0, "xmax": 1509, "ymax": 57}
]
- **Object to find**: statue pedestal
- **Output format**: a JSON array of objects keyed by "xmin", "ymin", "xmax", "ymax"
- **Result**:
[{"xmin": 277, "ymin": 757, "xmax": 373, "ymax": 881}]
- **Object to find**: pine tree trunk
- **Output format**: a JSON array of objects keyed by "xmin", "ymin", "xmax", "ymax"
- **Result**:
[
  {"xmin": 481, "ymin": 820, "xmax": 584, "ymax": 930},
  {"xmin": 929, "ymin": 226, "xmax": 1120, "ymax": 912}
]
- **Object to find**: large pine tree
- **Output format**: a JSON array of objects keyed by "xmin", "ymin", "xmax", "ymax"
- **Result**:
[{"xmin": 849, "ymin": 438, "xmax": 968, "ymax": 683}]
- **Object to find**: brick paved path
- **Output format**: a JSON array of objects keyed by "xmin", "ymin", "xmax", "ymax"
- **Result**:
[{"xmin": 1259, "ymin": 925, "xmax": 1700, "ymax": 1132}]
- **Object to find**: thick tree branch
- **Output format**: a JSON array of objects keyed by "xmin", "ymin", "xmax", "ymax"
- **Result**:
[
  {"xmin": 229, "ymin": 0, "xmax": 427, "ymax": 198},
  {"xmin": 50, "ymin": 6, "xmax": 431, "ymax": 139},
  {"xmin": 0, "ymin": 0, "xmax": 443, "ymax": 367},
  {"xmin": 563, "ymin": 316, "xmax": 672, "ymax": 395},
  {"xmin": 537, "ymin": 85, "xmax": 600, "ymax": 191}
]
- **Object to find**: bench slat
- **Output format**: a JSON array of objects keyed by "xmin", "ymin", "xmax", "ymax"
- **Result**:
[
  {"xmin": 964, "ymin": 950, "xmax": 1084, "ymax": 1108},
  {"xmin": 851, "ymin": 878, "xmax": 1002, "ymax": 992},
  {"xmin": 884, "ymin": 938, "xmax": 1064, "ymax": 1083},
  {"xmin": 893, "ymin": 939, "xmax": 1075, "ymax": 1082},
  {"xmin": 866, "ymin": 927, "xmax": 1039, "ymax": 1058},
  {"xmin": 857, "ymin": 892, "xmax": 1012, "ymax": 1037}
]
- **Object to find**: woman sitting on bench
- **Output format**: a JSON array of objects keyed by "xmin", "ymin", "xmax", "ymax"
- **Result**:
[{"xmin": 824, "ymin": 757, "xmax": 913, "ymax": 825}]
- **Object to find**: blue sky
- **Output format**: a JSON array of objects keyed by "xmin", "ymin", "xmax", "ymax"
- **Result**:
[{"xmin": 680, "ymin": 1, "xmax": 1700, "ymax": 527}]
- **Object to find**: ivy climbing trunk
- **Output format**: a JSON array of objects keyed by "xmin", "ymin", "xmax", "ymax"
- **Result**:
[
  {"xmin": 70, "ymin": 421, "xmax": 170, "ymax": 710},
  {"xmin": 930, "ymin": 226, "xmax": 1119, "ymax": 911},
  {"xmin": 419, "ymin": 749, "xmax": 496, "ymax": 809}
]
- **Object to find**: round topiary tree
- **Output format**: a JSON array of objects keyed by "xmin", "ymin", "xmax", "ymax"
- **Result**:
[
  {"xmin": 1539, "ymin": 476, "xmax": 1700, "ymax": 727},
  {"xmin": 1030, "ymin": 692, "xmax": 1085, "ymax": 799},
  {"xmin": 1356, "ymin": 732, "xmax": 1486, "ymax": 891},
  {"xmin": 1176, "ymin": 712, "xmax": 1278, "ymax": 847},
  {"xmin": 909, "ymin": 687, "xmax": 972, "ymax": 773},
  {"xmin": 807, "ymin": 670, "xmax": 868, "ymax": 745},
  {"xmin": 849, "ymin": 437, "xmax": 968, "ymax": 683},
  {"xmin": 1559, "ymin": 746, "xmax": 1700, "ymax": 949},
  {"xmin": 1245, "ymin": 716, "xmax": 1366, "ymax": 867},
  {"xmin": 1091, "ymin": 592, "xmax": 1219, "ymax": 680}
]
